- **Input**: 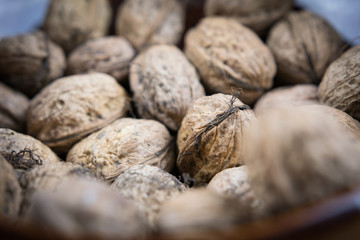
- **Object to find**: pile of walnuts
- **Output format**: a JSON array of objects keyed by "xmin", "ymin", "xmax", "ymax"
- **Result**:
[{"xmin": 1, "ymin": 0, "xmax": 360, "ymax": 238}]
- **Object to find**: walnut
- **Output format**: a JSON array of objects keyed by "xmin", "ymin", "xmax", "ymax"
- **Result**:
[
  {"xmin": 158, "ymin": 189, "xmax": 252, "ymax": 236},
  {"xmin": 254, "ymin": 84, "xmax": 319, "ymax": 115},
  {"xmin": 67, "ymin": 118, "xmax": 175, "ymax": 183},
  {"xmin": 185, "ymin": 17, "xmax": 276, "ymax": 104},
  {"xmin": 318, "ymin": 45, "xmax": 360, "ymax": 121},
  {"xmin": 130, "ymin": 45, "xmax": 205, "ymax": 131},
  {"xmin": 27, "ymin": 73, "xmax": 129, "ymax": 154},
  {"xmin": 43, "ymin": 0, "xmax": 112, "ymax": 53},
  {"xmin": 0, "ymin": 31, "xmax": 65, "ymax": 97},
  {"xmin": 111, "ymin": 164, "xmax": 187, "ymax": 229},
  {"xmin": 67, "ymin": 37, "xmax": 136, "ymax": 83},
  {"xmin": 0, "ymin": 154, "xmax": 21, "ymax": 218},
  {"xmin": 177, "ymin": 94, "xmax": 255, "ymax": 185},
  {"xmin": 0, "ymin": 83, "xmax": 29, "ymax": 132},
  {"xmin": 25, "ymin": 178, "xmax": 149, "ymax": 239},
  {"xmin": 207, "ymin": 166, "xmax": 260, "ymax": 208},
  {"xmin": 267, "ymin": 11, "xmax": 343, "ymax": 84},
  {"xmin": 19, "ymin": 162, "xmax": 95, "ymax": 215},
  {"xmin": 244, "ymin": 107, "xmax": 360, "ymax": 214},
  {"xmin": 0, "ymin": 128, "xmax": 60, "ymax": 179},
  {"xmin": 204, "ymin": 0, "xmax": 293, "ymax": 35},
  {"xmin": 116, "ymin": 0, "xmax": 185, "ymax": 51}
]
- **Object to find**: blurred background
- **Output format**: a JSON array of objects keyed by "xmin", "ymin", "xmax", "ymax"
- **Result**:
[{"xmin": 0, "ymin": 0, "xmax": 359, "ymax": 45}]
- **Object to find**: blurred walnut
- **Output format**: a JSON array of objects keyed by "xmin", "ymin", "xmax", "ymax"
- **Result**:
[
  {"xmin": 27, "ymin": 73, "xmax": 129, "ymax": 154},
  {"xmin": 318, "ymin": 45, "xmax": 360, "ymax": 121},
  {"xmin": 0, "ymin": 31, "xmax": 65, "ymax": 97},
  {"xmin": 185, "ymin": 17, "xmax": 276, "ymax": 104},
  {"xmin": 116, "ymin": 0, "xmax": 185, "ymax": 51},
  {"xmin": 267, "ymin": 11, "xmax": 343, "ymax": 84},
  {"xmin": 43, "ymin": 0, "xmax": 112, "ymax": 53},
  {"xmin": 67, "ymin": 37, "xmax": 135, "ymax": 83}
]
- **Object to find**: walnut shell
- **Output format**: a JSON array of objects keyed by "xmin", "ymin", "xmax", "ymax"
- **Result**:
[
  {"xmin": 130, "ymin": 45, "xmax": 205, "ymax": 131},
  {"xmin": 254, "ymin": 84, "xmax": 319, "ymax": 115},
  {"xmin": 207, "ymin": 166, "xmax": 260, "ymax": 208},
  {"xmin": 177, "ymin": 94, "xmax": 255, "ymax": 185},
  {"xmin": 20, "ymin": 162, "xmax": 95, "ymax": 215},
  {"xmin": 204, "ymin": 0, "xmax": 293, "ymax": 35},
  {"xmin": 318, "ymin": 45, "xmax": 360, "ymax": 121},
  {"xmin": 111, "ymin": 164, "xmax": 187, "ymax": 229},
  {"xmin": 0, "ymin": 82, "xmax": 29, "ymax": 132},
  {"xmin": 0, "ymin": 154, "xmax": 21, "ymax": 218},
  {"xmin": 158, "ymin": 188, "xmax": 251, "ymax": 236},
  {"xmin": 244, "ymin": 107, "xmax": 360, "ymax": 214},
  {"xmin": 43, "ymin": 0, "xmax": 112, "ymax": 53},
  {"xmin": 67, "ymin": 37, "xmax": 135, "ymax": 83},
  {"xmin": 67, "ymin": 118, "xmax": 175, "ymax": 183},
  {"xmin": 116, "ymin": 0, "xmax": 185, "ymax": 51},
  {"xmin": 185, "ymin": 17, "xmax": 276, "ymax": 104},
  {"xmin": 27, "ymin": 73, "xmax": 129, "ymax": 154},
  {"xmin": 267, "ymin": 11, "xmax": 343, "ymax": 84},
  {"xmin": 0, "ymin": 31, "xmax": 66, "ymax": 97},
  {"xmin": 0, "ymin": 128, "xmax": 60, "ymax": 179},
  {"xmin": 25, "ymin": 178, "xmax": 149, "ymax": 239}
]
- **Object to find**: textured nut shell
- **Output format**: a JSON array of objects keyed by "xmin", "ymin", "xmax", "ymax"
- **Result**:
[
  {"xmin": 130, "ymin": 45, "xmax": 205, "ymax": 131},
  {"xmin": 207, "ymin": 166, "xmax": 260, "ymax": 208},
  {"xmin": 177, "ymin": 94, "xmax": 255, "ymax": 185},
  {"xmin": 67, "ymin": 37, "xmax": 135, "ymax": 82},
  {"xmin": 116, "ymin": 0, "xmax": 185, "ymax": 51},
  {"xmin": 185, "ymin": 17, "xmax": 276, "ymax": 104},
  {"xmin": 20, "ymin": 162, "xmax": 95, "ymax": 215},
  {"xmin": 111, "ymin": 165, "xmax": 187, "ymax": 229},
  {"xmin": 67, "ymin": 118, "xmax": 175, "ymax": 183},
  {"xmin": 0, "ymin": 128, "xmax": 60, "ymax": 179},
  {"xmin": 27, "ymin": 73, "xmax": 129, "ymax": 154},
  {"xmin": 254, "ymin": 84, "xmax": 319, "ymax": 115},
  {"xmin": 205, "ymin": 0, "xmax": 293, "ymax": 35},
  {"xmin": 0, "ymin": 154, "xmax": 21, "ymax": 218},
  {"xmin": 0, "ymin": 83, "xmax": 29, "ymax": 131},
  {"xmin": 158, "ymin": 189, "xmax": 251, "ymax": 235},
  {"xmin": 244, "ymin": 107, "xmax": 360, "ymax": 214},
  {"xmin": 25, "ymin": 178, "xmax": 149, "ymax": 239},
  {"xmin": 267, "ymin": 11, "xmax": 343, "ymax": 84},
  {"xmin": 43, "ymin": 0, "xmax": 111, "ymax": 53},
  {"xmin": 0, "ymin": 31, "xmax": 66, "ymax": 97},
  {"xmin": 318, "ymin": 45, "xmax": 360, "ymax": 121}
]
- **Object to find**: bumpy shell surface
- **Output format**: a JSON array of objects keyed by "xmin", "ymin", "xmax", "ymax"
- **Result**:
[
  {"xmin": 0, "ymin": 83, "xmax": 29, "ymax": 131},
  {"xmin": 67, "ymin": 118, "xmax": 175, "ymax": 183},
  {"xmin": 20, "ymin": 162, "xmax": 95, "ymax": 215},
  {"xmin": 27, "ymin": 73, "xmax": 129, "ymax": 154},
  {"xmin": 267, "ymin": 11, "xmax": 343, "ymax": 84},
  {"xmin": 177, "ymin": 94, "xmax": 255, "ymax": 185},
  {"xmin": 112, "ymin": 164, "xmax": 187, "ymax": 229},
  {"xmin": 67, "ymin": 37, "xmax": 135, "ymax": 83},
  {"xmin": 318, "ymin": 45, "xmax": 360, "ymax": 121},
  {"xmin": 158, "ymin": 189, "xmax": 251, "ymax": 236},
  {"xmin": 116, "ymin": 0, "xmax": 185, "ymax": 51},
  {"xmin": 43, "ymin": 0, "xmax": 111, "ymax": 53},
  {"xmin": 254, "ymin": 84, "xmax": 319, "ymax": 115},
  {"xmin": 130, "ymin": 45, "xmax": 205, "ymax": 131},
  {"xmin": 207, "ymin": 166, "xmax": 260, "ymax": 208},
  {"xmin": 0, "ymin": 128, "xmax": 60, "ymax": 179},
  {"xmin": 0, "ymin": 154, "xmax": 22, "ymax": 218},
  {"xmin": 205, "ymin": 0, "xmax": 293, "ymax": 35},
  {"xmin": 244, "ymin": 107, "xmax": 360, "ymax": 214},
  {"xmin": 25, "ymin": 178, "xmax": 149, "ymax": 239},
  {"xmin": 185, "ymin": 17, "xmax": 276, "ymax": 104},
  {"xmin": 0, "ymin": 31, "xmax": 65, "ymax": 97}
]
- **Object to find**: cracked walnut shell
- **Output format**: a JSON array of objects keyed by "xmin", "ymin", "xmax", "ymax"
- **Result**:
[
  {"xmin": 27, "ymin": 73, "xmax": 129, "ymax": 154},
  {"xmin": 185, "ymin": 17, "xmax": 276, "ymax": 105}
]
